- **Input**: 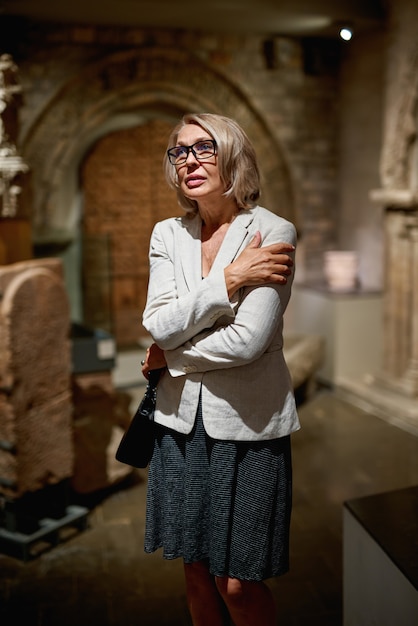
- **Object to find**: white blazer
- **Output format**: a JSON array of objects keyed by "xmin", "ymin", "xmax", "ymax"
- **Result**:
[{"xmin": 142, "ymin": 205, "xmax": 300, "ymax": 441}]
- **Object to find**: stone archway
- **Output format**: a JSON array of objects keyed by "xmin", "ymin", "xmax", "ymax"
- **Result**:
[{"xmin": 22, "ymin": 47, "xmax": 295, "ymax": 240}]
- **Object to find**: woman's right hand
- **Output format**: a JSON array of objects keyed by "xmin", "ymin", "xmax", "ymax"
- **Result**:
[
  {"xmin": 224, "ymin": 230, "xmax": 294, "ymax": 297},
  {"xmin": 141, "ymin": 342, "xmax": 167, "ymax": 379}
]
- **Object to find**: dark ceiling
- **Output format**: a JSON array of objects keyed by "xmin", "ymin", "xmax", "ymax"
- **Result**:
[{"xmin": 0, "ymin": 0, "xmax": 386, "ymax": 38}]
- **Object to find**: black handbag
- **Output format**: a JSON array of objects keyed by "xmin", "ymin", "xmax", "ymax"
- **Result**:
[{"xmin": 115, "ymin": 368, "xmax": 164, "ymax": 468}]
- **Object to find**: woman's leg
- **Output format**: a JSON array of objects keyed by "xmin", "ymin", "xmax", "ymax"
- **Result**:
[
  {"xmin": 215, "ymin": 576, "xmax": 277, "ymax": 626},
  {"xmin": 183, "ymin": 560, "xmax": 230, "ymax": 626}
]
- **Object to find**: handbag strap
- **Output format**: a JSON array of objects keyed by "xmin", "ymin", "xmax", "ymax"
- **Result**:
[{"xmin": 148, "ymin": 367, "xmax": 165, "ymax": 388}]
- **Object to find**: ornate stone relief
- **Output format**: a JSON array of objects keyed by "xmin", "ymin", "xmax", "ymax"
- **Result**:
[{"xmin": 0, "ymin": 54, "xmax": 29, "ymax": 218}]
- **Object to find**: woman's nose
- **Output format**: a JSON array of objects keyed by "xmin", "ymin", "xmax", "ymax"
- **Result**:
[{"xmin": 185, "ymin": 148, "xmax": 198, "ymax": 164}]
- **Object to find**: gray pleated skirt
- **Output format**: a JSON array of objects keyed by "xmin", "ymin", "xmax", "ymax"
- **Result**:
[{"xmin": 144, "ymin": 399, "xmax": 292, "ymax": 582}]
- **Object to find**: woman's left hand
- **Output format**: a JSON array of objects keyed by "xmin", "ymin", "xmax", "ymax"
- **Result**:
[{"xmin": 141, "ymin": 343, "xmax": 167, "ymax": 378}]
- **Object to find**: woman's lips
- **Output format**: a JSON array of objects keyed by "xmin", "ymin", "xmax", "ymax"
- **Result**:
[{"xmin": 186, "ymin": 176, "xmax": 205, "ymax": 188}]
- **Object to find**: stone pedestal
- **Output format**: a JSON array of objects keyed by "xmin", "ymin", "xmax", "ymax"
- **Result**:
[
  {"xmin": 71, "ymin": 371, "xmax": 133, "ymax": 494},
  {"xmin": 285, "ymin": 284, "xmax": 383, "ymax": 387}
]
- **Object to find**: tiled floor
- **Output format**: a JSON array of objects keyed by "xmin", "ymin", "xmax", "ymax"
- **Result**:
[{"xmin": 1, "ymin": 376, "xmax": 417, "ymax": 625}]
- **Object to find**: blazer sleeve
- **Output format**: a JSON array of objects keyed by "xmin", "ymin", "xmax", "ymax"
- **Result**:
[
  {"xmin": 142, "ymin": 220, "xmax": 234, "ymax": 350},
  {"xmin": 164, "ymin": 218, "xmax": 296, "ymax": 377},
  {"xmin": 165, "ymin": 276, "xmax": 292, "ymax": 377}
]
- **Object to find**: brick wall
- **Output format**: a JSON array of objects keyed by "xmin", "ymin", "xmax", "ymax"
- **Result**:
[{"xmin": 81, "ymin": 119, "xmax": 178, "ymax": 344}]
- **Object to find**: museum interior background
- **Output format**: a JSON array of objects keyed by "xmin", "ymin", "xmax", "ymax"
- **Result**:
[{"xmin": 0, "ymin": 0, "xmax": 417, "ymax": 624}]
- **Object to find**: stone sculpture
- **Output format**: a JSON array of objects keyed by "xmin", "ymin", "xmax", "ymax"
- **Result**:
[{"xmin": 0, "ymin": 54, "xmax": 29, "ymax": 218}]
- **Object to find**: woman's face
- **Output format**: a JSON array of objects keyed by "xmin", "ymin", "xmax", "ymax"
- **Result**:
[{"xmin": 174, "ymin": 123, "xmax": 225, "ymax": 204}]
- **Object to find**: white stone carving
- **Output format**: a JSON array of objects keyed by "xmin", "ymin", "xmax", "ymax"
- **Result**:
[{"xmin": 0, "ymin": 54, "xmax": 29, "ymax": 218}]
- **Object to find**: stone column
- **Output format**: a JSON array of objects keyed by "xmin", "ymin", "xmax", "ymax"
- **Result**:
[
  {"xmin": 379, "ymin": 203, "xmax": 418, "ymax": 396},
  {"xmin": 339, "ymin": 192, "xmax": 418, "ymax": 434},
  {"xmin": 348, "ymin": 190, "xmax": 418, "ymax": 434}
]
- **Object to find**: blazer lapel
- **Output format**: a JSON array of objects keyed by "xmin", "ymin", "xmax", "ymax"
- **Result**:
[
  {"xmin": 176, "ymin": 207, "xmax": 258, "ymax": 290},
  {"xmin": 177, "ymin": 213, "xmax": 202, "ymax": 291},
  {"xmin": 211, "ymin": 207, "xmax": 256, "ymax": 272}
]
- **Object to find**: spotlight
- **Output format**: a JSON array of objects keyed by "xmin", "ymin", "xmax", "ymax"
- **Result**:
[{"xmin": 339, "ymin": 26, "xmax": 353, "ymax": 41}]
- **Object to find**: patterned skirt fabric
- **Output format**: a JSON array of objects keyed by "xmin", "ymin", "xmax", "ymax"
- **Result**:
[{"xmin": 144, "ymin": 399, "xmax": 293, "ymax": 582}]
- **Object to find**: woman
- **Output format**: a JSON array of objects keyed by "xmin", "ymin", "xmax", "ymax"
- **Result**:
[{"xmin": 141, "ymin": 113, "xmax": 300, "ymax": 626}]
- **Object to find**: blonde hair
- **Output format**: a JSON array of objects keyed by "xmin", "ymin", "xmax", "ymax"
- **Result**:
[{"xmin": 163, "ymin": 113, "xmax": 260, "ymax": 214}]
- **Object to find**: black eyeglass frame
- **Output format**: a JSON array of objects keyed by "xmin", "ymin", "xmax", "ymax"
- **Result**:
[{"xmin": 167, "ymin": 139, "xmax": 217, "ymax": 165}]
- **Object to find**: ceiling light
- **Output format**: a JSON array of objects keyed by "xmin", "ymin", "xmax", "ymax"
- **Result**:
[{"xmin": 339, "ymin": 26, "xmax": 353, "ymax": 41}]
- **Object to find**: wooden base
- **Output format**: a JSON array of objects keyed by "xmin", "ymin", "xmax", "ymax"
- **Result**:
[{"xmin": 0, "ymin": 218, "xmax": 32, "ymax": 264}]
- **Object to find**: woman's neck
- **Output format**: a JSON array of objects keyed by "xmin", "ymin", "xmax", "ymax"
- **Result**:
[
  {"xmin": 199, "ymin": 199, "xmax": 239, "ymax": 230},
  {"xmin": 200, "ymin": 202, "xmax": 240, "ymax": 276}
]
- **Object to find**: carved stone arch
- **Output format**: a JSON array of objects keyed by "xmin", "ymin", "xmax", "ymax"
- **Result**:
[{"xmin": 21, "ymin": 47, "xmax": 296, "ymax": 242}]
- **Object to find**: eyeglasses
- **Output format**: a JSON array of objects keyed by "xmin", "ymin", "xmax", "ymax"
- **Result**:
[{"xmin": 167, "ymin": 139, "xmax": 217, "ymax": 165}]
